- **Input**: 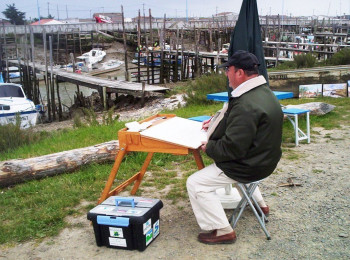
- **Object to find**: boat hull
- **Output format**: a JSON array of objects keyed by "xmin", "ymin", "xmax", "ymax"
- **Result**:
[
  {"xmin": 0, "ymin": 110, "xmax": 38, "ymax": 129},
  {"xmin": 0, "ymin": 83, "xmax": 39, "ymax": 129}
]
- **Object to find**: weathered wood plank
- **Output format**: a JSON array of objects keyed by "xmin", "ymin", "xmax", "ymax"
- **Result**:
[{"xmin": 0, "ymin": 140, "xmax": 119, "ymax": 187}]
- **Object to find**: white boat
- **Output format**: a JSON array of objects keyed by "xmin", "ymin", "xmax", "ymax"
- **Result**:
[
  {"xmin": 0, "ymin": 83, "xmax": 38, "ymax": 129},
  {"xmin": 77, "ymin": 48, "xmax": 106, "ymax": 69},
  {"xmin": 101, "ymin": 59, "xmax": 124, "ymax": 70}
]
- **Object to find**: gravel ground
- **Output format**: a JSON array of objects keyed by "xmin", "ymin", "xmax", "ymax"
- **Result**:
[{"xmin": 1, "ymin": 124, "xmax": 349, "ymax": 260}]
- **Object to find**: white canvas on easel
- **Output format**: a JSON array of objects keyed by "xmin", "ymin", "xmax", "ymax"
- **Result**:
[{"xmin": 140, "ymin": 117, "xmax": 207, "ymax": 149}]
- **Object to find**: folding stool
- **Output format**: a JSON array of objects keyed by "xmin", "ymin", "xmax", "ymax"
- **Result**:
[
  {"xmin": 229, "ymin": 181, "xmax": 271, "ymax": 240},
  {"xmin": 282, "ymin": 108, "xmax": 310, "ymax": 146}
]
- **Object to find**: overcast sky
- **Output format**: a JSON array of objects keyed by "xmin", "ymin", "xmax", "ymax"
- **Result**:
[{"xmin": 1, "ymin": 0, "xmax": 349, "ymax": 20}]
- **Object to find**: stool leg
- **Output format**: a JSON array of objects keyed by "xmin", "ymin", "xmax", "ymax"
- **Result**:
[
  {"xmin": 294, "ymin": 114, "xmax": 299, "ymax": 146},
  {"xmin": 230, "ymin": 190, "xmax": 248, "ymax": 228},
  {"xmin": 230, "ymin": 183, "xmax": 262, "ymax": 226},
  {"xmin": 306, "ymin": 112, "xmax": 310, "ymax": 143},
  {"xmin": 239, "ymin": 183, "xmax": 271, "ymax": 240}
]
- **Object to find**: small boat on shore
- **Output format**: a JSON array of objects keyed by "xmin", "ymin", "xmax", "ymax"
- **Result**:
[
  {"xmin": 0, "ymin": 83, "xmax": 38, "ymax": 129},
  {"xmin": 77, "ymin": 48, "xmax": 106, "ymax": 69}
]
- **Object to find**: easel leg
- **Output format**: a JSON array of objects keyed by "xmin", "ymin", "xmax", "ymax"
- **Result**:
[
  {"xmin": 192, "ymin": 149, "xmax": 205, "ymax": 169},
  {"xmin": 98, "ymin": 148, "xmax": 127, "ymax": 204},
  {"xmin": 130, "ymin": 152, "xmax": 154, "ymax": 195}
]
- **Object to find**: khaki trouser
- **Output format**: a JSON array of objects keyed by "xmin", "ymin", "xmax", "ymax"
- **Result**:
[{"xmin": 186, "ymin": 163, "xmax": 265, "ymax": 231}]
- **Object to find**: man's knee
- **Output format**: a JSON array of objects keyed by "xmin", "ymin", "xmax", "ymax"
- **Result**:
[{"xmin": 186, "ymin": 174, "xmax": 195, "ymax": 191}]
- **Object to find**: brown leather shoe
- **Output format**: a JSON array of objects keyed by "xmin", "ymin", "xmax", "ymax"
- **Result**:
[
  {"xmin": 253, "ymin": 205, "xmax": 270, "ymax": 216},
  {"xmin": 198, "ymin": 230, "xmax": 217, "ymax": 240},
  {"xmin": 198, "ymin": 230, "xmax": 237, "ymax": 244},
  {"xmin": 260, "ymin": 206, "xmax": 269, "ymax": 216}
]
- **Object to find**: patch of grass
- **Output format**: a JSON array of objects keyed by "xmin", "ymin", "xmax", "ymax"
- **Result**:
[
  {"xmin": 180, "ymin": 73, "xmax": 228, "ymax": 104},
  {"xmin": 0, "ymin": 162, "xmax": 108, "ymax": 243},
  {"xmin": 282, "ymin": 148, "xmax": 301, "ymax": 160},
  {"xmin": 0, "ymin": 151, "xmax": 152, "ymax": 244},
  {"xmin": 280, "ymin": 97, "xmax": 350, "ymax": 129},
  {"xmin": 0, "ymin": 121, "xmax": 126, "ymax": 161},
  {"xmin": 0, "ymin": 119, "xmax": 49, "ymax": 153}
]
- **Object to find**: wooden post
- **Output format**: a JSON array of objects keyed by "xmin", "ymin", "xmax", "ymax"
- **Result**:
[
  {"xmin": 137, "ymin": 9, "xmax": 141, "ymax": 83},
  {"xmin": 65, "ymin": 29, "xmax": 69, "ymax": 65},
  {"xmin": 216, "ymin": 38, "xmax": 221, "ymax": 73},
  {"xmin": 30, "ymin": 26, "xmax": 38, "ymax": 104},
  {"xmin": 0, "ymin": 25, "xmax": 3, "ymax": 81},
  {"xmin": 14, "ymin": 26, "xmax": 23, "ymax": 87},
  {"xmin": 174, "ymin": 27, "xmax": 179, "ymax": 82},
  {"xmin": 78, "ymin": 28, "xmax": 82, "ymax": 55},
  {"xmin": 121, "ymin": 5, "xmax": 129, "ymax": 81},
  {"xmin": 159, "ymin": 14, "xmax": 166, "ymax": 84},
  {"xmin": 43, "ymin": 30, "xmax": 52, "ymax": 121},
  {"xmin": 146, "ymin": 36, "xmax": 150, "ymax": 84},
  {"xmin": 181, "ymin": 29, "xmax": 184, "ymax": 80},
  {"xmin": 141, "ymin": 82, "xmax": 145, "ymax": 107},
  {"xmin": 209, "ymin": 23, "xmax": 213, "ymax": 52},
  {"xmin": 24, "ymin": 25, "xmax": 32, "ymax": 99},
  {"xmin": 56, "ymin": 76, "xmax": 63, "ymax": 120},
  {"xmin": 195, "ymin": 28, "xmax": 200, "ymax": 77},
  {"xmin": 103, "ymin": 87, "xmax": 107, "ymax": 110},
  {"xmin": 149, "ymin": 9, "xmax": 153, "ymax": 47},
  {"xmin": 49, "ymin": 36, "xmax": 56, "ymax": 121},
  {"xmin": 1, "ymin": 23, "xmax": 9, "ymax": 83},
  {"xmin": 151, "ymin": 52, "xmax": 154, "ymax": 84},
  {"xmin": 90, "ymin": 31, "xmax": 94, "ymax": 50},
  {"xmin": 56, "ymin": 30, "xmax": 60, "ymax": 64}
]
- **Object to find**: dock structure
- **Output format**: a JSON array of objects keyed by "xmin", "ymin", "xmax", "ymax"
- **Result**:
[
  {"xmin": 8, "ymin": 59, "xmax": 168, "ymax": 96},
  {"xmin": 8, "ymin": 59, "xmax": 168, "ymax": 121}
]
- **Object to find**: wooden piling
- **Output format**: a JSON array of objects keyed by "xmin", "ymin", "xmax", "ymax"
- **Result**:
[
  {"xmin": 141, "ymin": 82, "xmax": 145, "ymax": 107},
  {"xmin": 149, "ymin": 9, "xmax": 153, "ymax": 47},
  {"xmin": 121, "ymin": 5, "xmax": 129, "ymax": 81},
  {"xmin": 30, "ymin": 26, "xmax": 38, "ymax": 104},
  {"xmin": 56, "ymin": 76, "xmax": 63, "ymax": 120},
  {"xmin": 137, "ymin": 9, "xmax": 141, "ymax": 83},
  {"xmin": 180, "ymin": 29, "xmax": 184, "ymax": 80},
  {"xmin": 43, "ymin": 29, "xmax": 52, "ymax": 121},
  {"xmin": 49, "ymin": 36, "xmax": 56, "ymax": 121}
]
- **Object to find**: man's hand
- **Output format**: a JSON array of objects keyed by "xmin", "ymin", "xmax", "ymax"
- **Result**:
[
  {"xmin": 200, "ymin": 141, "xmax": 207, "ymax": 152},
  {"xmin": 201, "ymin": 118, "xmax": 212, "ymax": 131}
]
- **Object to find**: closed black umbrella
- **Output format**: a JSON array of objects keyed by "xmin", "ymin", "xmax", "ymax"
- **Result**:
[{"xmin": 228, "ymin": 0, "xmax": 269, "ymax": 85}]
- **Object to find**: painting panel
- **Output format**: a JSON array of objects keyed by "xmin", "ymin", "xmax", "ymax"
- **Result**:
[
  {"xmin": 323, "ymin": 83, "xmax": 347, "ymax": 98},
  {"xmin": 299, "ymin": 84, "xmax": 322, "ymax": 98}
]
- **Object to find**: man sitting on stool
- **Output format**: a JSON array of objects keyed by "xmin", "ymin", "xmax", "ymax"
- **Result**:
[{"xmin": 186, "ymin": 50, "xmax": 283, "ymax": 244}]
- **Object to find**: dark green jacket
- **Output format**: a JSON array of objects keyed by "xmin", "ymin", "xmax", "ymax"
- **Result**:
[{"xmin": 206, "ymin": 79, "xmax": 283, "ymax": 183}]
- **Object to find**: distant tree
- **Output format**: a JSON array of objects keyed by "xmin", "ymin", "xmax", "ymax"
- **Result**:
[{"xmin": 2, "ymin": 4, "xmax": 26, "ymax": 25}]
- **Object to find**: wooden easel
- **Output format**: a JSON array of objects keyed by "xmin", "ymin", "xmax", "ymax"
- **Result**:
[{"xmin": 98, "ymin": 114, "xmax": 205, "ymax": 204}]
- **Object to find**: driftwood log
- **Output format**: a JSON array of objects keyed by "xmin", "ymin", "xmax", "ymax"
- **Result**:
[{"xmin": 0, "ymin": 140, "xmax": 119, "ymax": 187}]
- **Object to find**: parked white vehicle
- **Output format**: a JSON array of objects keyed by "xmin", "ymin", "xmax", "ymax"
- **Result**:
[
  {"xmin": 77, "ymin": 48, "xmax": 106, "ymax": 69},
  {"xmin": 0, "ymin": 83, "xmax": 38, "ymax": 129}
]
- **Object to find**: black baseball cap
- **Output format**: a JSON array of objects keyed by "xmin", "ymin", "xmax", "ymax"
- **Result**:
[{"xmin": 219, "ymin": 50, "xmax": 260, "ymax": 70}]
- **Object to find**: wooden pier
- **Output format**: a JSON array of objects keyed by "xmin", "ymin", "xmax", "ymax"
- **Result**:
[
  {"xmin": 8, "ymin": 60, "xmax": 168, "ymax": 95},
  {"xmin": 8, "ymin": 59, "xmax": 168, "ymax": 121}
]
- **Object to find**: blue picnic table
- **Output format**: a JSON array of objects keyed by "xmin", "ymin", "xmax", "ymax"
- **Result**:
[
  {"xmin": 206, "ymin": 91, "xmax": 294, "ymax": 102},
  {"xmin": 189, "ymin": 91, "xmax": 294, "ymax": 122}
]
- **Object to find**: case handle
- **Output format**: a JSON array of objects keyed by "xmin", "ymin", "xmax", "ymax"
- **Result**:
[{"xmin": 115, "ymin": 197, "xmax": 135, "ymax": 208}]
